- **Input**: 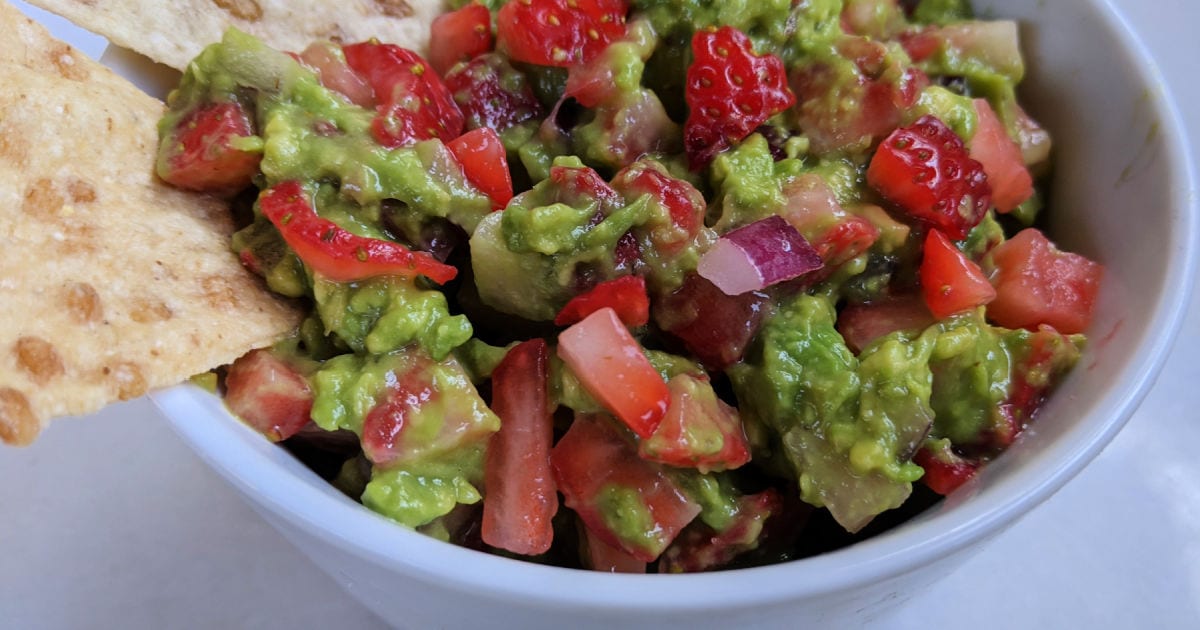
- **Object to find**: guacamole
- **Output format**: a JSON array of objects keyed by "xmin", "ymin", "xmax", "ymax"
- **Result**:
[{"xmin": 158, "ymin": 0, "xmax": 1100, "ymax": 571}]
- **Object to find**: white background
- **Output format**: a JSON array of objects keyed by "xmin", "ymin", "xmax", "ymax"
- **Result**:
[{"xmin": 2, "ymin": 1, "xmax": 1198, "ymax": 628}]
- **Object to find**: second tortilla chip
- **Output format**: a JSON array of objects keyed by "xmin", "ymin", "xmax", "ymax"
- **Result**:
[
  {"xmin": 0, "ymin": 4, "xmax": 301, "ymax": 445},
  {"xmin": 25, "ymin": 0, "xmax": 446, "ymax": 71}
]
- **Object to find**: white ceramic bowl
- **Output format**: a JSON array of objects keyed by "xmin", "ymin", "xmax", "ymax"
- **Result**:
[{"xmin": 152, "ymin": 0, "xmax": 1198, "ymax": 627}]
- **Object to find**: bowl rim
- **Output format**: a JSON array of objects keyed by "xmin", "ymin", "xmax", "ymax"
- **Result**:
[{"xmin": 152, "ymin": 0, "xmax": 1199, "ymax": 613}]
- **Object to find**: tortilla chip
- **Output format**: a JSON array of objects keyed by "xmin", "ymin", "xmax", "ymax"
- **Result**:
[
  {"xmin": 25, "ymin": 0, "xmax": 446, "ymax": 71},
  {"xmin": 0, "ymin": 2, "xmax": 301, "ymax": 445}
]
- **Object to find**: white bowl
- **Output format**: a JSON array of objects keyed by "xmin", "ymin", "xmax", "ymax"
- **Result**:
[{"xmin": 152, "ymin": 0, "xmax": 1198, "ymax": 627}]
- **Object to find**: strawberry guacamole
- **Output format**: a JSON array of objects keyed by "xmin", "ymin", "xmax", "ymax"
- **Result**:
[{"xmin": 156, "ymin": 0, "xmax": 1102, "ymax": 571}]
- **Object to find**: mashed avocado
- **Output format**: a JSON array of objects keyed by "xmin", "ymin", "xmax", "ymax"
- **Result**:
[{"xmin": 162, "ymin": 0, "xmax": 1092, "ymax": 570}]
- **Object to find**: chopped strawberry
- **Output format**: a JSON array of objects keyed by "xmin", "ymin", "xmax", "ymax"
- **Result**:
[
  {"xmin": 258, "ymin": 181, "xmax": 458, "ymax": 284},
  {"xmin": 482, "ymin": 339, "xmax": 558, "ymax": 556},
  {"xmin": 224, "ymin": 349, "xmax": 313, "ymax": 442},
  {"xmin": 343, "ymin": 42, "xmax": 464, "ymax": 147},
  {"xmin": 496, "ymin": 0, "xmax": 628, "ymax": 68},
  {"xmin": 158, "ymin": 101, "xmax": 261, "ymax": 195},
  {"xmin": 867, "ymin": 115, "xmax": 991, "ymax": 240},
  {"xmin": 969, "ymin": 99, "xmax": 1033, "ymax": 213},
  {"xmin": 428, "ymin": 2, "xmax": 494, "ymax": 76},
  {"xmin": 685, "ymin": 26, "xmax": 795, "ymax": 170},
  {"xmin": 919, "ymin": 229, "xmax": 997, "ymax": 319},
  {"xmin": 447, "ymin": 127, "xmax": 513, "ymax": 210},
  {"xmin": 444, "ymin": 53, "xmax": 545, "ymax": 132},
  {"xmin": 554, "ymin": 275, "xmax": 649, "ymax": 327}
]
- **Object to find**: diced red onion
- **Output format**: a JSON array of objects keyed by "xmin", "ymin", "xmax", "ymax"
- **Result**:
[{"xmin": 697, "ymin": 216, "xmax": 823, "ymax": 295}]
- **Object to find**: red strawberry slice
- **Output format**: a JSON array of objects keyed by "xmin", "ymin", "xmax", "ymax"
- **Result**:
[
  {"xmin": 867, "ymin": 115, "xmax": 991, "ymax": 240},
  {"xmin": 343, "ymin": 42, "xmax": 464, "ymax": 147},
  {"xmin": 428, "ymin": 2, "xmax": 494, "ymax": 76},
  {"xmin": 444, "ymin": 53, "xmax": 545, "ymax": 132},
  {"xmin": 447, "ymin": 127, "xmax": 513, "ymax": 210},
  {"xmin": 158, "ymin": 100, "xmax": 261, "ymax": 195},
  {"xmin": 496, "ymin": 0, "xmax": 628, "ymax": 68},
  {"xmin": 684, "ymin": 26, "xmax": 795, "ymax": 170}
]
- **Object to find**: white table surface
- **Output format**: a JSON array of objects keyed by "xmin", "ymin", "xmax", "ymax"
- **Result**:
[{"xmin": 2, "ymin": 1, "xmax": 1198, "ymax": 628}]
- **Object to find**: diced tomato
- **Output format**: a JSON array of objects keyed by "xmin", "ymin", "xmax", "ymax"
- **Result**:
[
  {"xmin": 638, "ymin": 374, "xmax": 751, "ymax": 473},
  {"xmin": 297, "ymin": 42, "xmax": 375, "ymax": 107},
  {"xmin": 258, "ymin": 181, "xmax": 458, "ymax": 284},
  {"xmin": 986, "ymin": 228, "xmax": 1103, "ymax": 334},
  {"xmin": 158, "ymin": 101, "xmax": 261, "ymax": 195},
  {"xmin": 556, "ymin": 308, "xmax": 669, "ymax": 438},
  {"xmin": 659, "ymin": 489, "xmax": 782, "ymax": 573},
  {"xmin": 920, "ymin": 229, "xmax": 997, "ymax": 319},
  {"xmin": 583, "ymin": 527, "xmax": 646, "ymax": 573},
  {"xmin": 550, "ymin": 413, "xmax": 701, "ymax": 561},
  {"xmin": 343, "ymin": 42, "xmax": 464, "ymax": 147},
  {"xmin": 969, "ymin": 99, "xmax": 1033, "ymax": 213},
  {"xmin": 360, "ymin": 355, "xmax": 497, "ymax": 468},
  {"xmin": 482, "ymin": 340, "xmax": 558, "ymax": 556},
  {"xmin": 913, "ymin": 443, "xmax": 979, "ymax": 495},
  {"xmin": 428, "ymin": 2, "xmax": 494, "ymax": 76},
  {"xmin": 838, "ymin": 294, "xmax": 935, "ymax": 353},
  {"xmin": 224, "ymin": 349, "xmax": 313, "ymax": 442},
  {"xmin": 653, "ymin": 273, "xmax": 769, "ymax": 371},
  {"xmin": 554, "ymin": 275, "xmax": 649, "ymax": 327},
  {"xmin": 447, "ymin": 127, "xmax": 513, "ymax": 211}
]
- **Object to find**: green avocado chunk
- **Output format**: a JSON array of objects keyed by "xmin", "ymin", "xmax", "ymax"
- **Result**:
[{"xmin": 730, "ymin": 294, "xmax": 934, "ymax": 532}]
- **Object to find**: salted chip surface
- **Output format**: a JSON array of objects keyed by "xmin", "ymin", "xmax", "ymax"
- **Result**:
[
  {"xmin": 25, "ymin": 0, "xmax": 446, "ymax": 70},
  {"xmin": 0, "ymin": 3, "xmax": 301, "ymax": 445}
]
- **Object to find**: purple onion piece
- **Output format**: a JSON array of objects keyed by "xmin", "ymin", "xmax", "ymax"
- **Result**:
[{"xmin": 697, "ymin": 216, "xmax": 824, "ymax": 295}]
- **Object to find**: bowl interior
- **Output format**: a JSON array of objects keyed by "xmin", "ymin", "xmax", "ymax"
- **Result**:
[{"xmin": 152, "ymin": 0, "xmax": 1197, "ymax": 614}]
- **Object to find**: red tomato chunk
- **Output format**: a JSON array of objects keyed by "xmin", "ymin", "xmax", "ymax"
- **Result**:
[
  {"xmin": 550, "ymin": 413, "xmax": 700, "ymax": 562},
  {"xmin": 986, "ymin": 228, "xmax": 1103, "ymax": 334},
  {"xmin": 556, "ymin": 307, "xmax": 669, "ymax": 438}
]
